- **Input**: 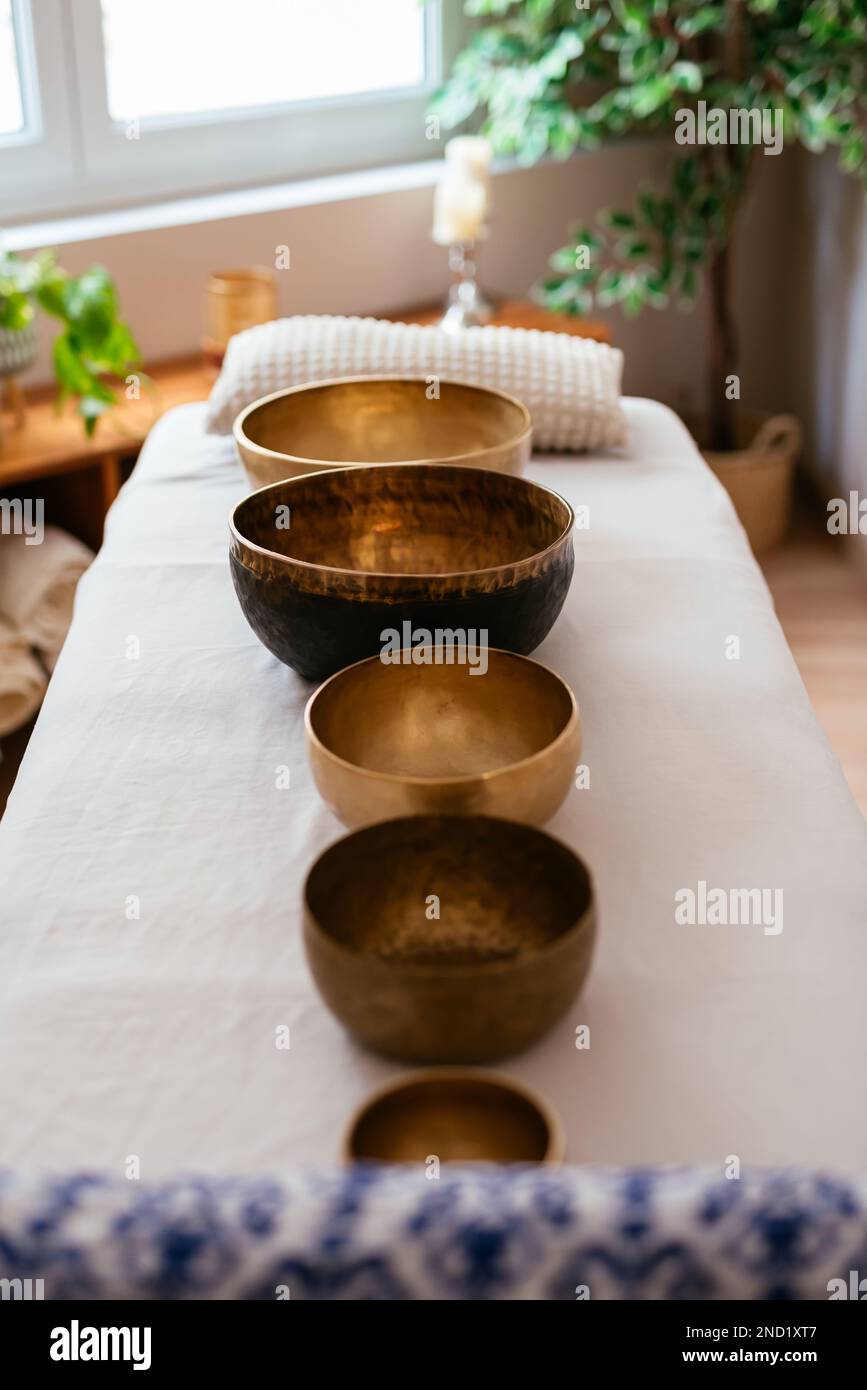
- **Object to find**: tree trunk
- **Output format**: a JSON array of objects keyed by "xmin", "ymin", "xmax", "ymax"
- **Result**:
[{"xmin": 706, "ymin": 242, "xmax": 738, "ymax": 452}]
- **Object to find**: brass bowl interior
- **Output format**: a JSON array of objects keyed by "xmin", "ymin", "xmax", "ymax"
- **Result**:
[
  {"xmin": 233, "ymin": 464, "xmax": 570, "ymax": 576},
  {"xmin": 347, "ymin": 1074, "xmax": 555, "ymax": 1163},
  {"xmin": 240, "ymin": 378, "xmax": 529, "ymax": 466},
  {"xmin": 305, "ymin": 815, "xmax": 592, "ymax": 967},
  {"xmin": 309, "ymin": 652, "xmax": 575, "ymax": 780}
]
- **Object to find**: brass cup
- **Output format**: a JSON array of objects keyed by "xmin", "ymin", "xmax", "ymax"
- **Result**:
[
  {"xmin": 344, "ymin": 1069, "xmax": 565, "ymax": 1165},
  {"xmin": 303, "ymin": 814, "xmax": 597, "ymax": 1064},
  {"xmin": 305, "ymin": 648, "xmax": 581, "ymax": 828},
  {"xmin": 232, "ymin": 376, "xmax": 532, "ymax": 489}
]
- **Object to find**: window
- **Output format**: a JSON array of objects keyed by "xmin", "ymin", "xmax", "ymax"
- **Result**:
[
  {"xmin": 0, "ymin": 0, "xmax": 25, "ymax": 137},
  {"xmin": 101, "ymin": 0, "xmax": 426, "ymax": 122},
  {"xmin": 1, "ymin": 0, "xmax": 464, "ymax": 223}
]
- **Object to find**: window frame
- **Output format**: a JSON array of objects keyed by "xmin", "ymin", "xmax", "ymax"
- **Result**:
[
  {"xmin": 1, "ymin": 0, "xmax": 466, "ymax": 224},
  {"xmin": 0, "ymin": 0, "xmax": 78, "ymax": 207}
]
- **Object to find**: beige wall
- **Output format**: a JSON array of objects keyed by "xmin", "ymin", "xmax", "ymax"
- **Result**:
[{"xmin": 18, "ymin": 139, "xmax": 802, "ymax": 423}]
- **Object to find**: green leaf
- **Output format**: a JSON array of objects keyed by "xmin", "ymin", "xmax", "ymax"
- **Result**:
[
  {"xmin": 622, "ymin": 273, "xmax": 647, "ymax": 316},
  {"xmin": 676, "ymin": 7, "xmax": 724, "ymax": 39},
  {"xmin": 645, "ymin": 271, "xmax": 670, "ymax": 307},
  {"xmin": 600, "ymin": 209, "xmax": 637, "ymax": 230},
  {"xmin": 53, "ymin": 334, "xmax": 96, "ymax": 398},
  {"xmin": 611, "ymin": 0, "xmax": 651, "ymax": 36},
  {"xmin": 619, "ymin": 237, "xmax": 653, "ymax": 259},
  {"xmin": 629, "ymin": 74, "xmax": 675, "ymax": 118},
  {"xmin": 597, "ymin": 268, "xmax": 624, "ymax": 306},
  {"xmin": 549, "ymin": 245, "xmax": 581, "ymax": 272},
  {"xmin": 670, "ymin": 61, "xmax": 704, "ymax": 94},
  {"xmin": 841, "ymin": 132, "xmax": 866, "ymax": 173},
  {"xmin": 0, "ymin": 296, "xmax": 34, "ymax": 330},
  {"xmin": 62, "ymin": 267, "xmax": 118, "ymax": 344}
]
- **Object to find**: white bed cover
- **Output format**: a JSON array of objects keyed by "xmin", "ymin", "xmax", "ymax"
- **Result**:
[{"xmin": 1, "ymin": 399, "xmax": 865, "ymax": 1177}]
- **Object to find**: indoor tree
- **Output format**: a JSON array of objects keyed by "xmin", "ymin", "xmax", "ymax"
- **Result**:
[{"xmin": 434, "ymin": 0, "xmax": 867, "ymax": 449}]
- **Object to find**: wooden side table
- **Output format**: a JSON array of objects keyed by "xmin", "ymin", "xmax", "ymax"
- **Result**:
[
  {"xmin": 0, "ymin": 356, "xmax": 216, "ymax": 550},
  {"xmin": 394, "ymin": 297, "xmax": 612, "ymax": 342}
]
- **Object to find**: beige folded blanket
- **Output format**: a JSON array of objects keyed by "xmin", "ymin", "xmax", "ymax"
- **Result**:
[
  {"xmin": 0, "ymin": 615, "xmax": 46, "ymax": 737},
  {"xmin": 0, "ymin": 527, "xmax": 94, "ymax": 672}
]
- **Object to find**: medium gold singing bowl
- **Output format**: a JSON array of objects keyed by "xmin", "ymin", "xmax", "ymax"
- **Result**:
[
  {"xmin": 344, "ymin": 1070, "xmax": 565, "ymax": 1165},
  {"xmin": 229, "ymin": 463, "xmax": 574, "ymax": 682},
  {"xmin": 305, "ymin": 649, "xmax": 581, "ymax": 828},
  {"xmin": 303, "ymin": 814, "xmax": 597, "ymax": 1064},
  {"xmin": 233, "ymin": 376, "xmax": 533, "ymax": 489}
]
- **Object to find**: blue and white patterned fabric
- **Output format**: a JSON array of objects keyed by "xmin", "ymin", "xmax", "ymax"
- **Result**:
[{"xmin": 1, "ymin": 1166, "xmax": 866, "ymax": 1300}]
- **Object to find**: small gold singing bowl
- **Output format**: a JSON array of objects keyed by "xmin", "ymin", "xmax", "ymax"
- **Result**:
[
  {"xmin": 344, "ymin": 1070, "xmax": 565, "ymax": 1165},
  {"xmin": 305, "ymin": 649, "xmax": 581, "ymax": 828},
  {"xmin": 303, "ymin": 814, "xmax": 597, "ymax": 1064},
  {"xmin": 233, "ymin": 376, "xmax": 533, "ymax": 489}
]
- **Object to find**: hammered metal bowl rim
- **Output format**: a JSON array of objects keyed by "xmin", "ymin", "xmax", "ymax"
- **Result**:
[
  {"xmin": 342, "ymin": 1066, "xmax": 566, "ymax": 1164},
  {"xmin": 232, "ymin": 374, "xmax": 533, "ymax": 471},
  {"xmin": 304, "ymin": 647, "xmax": 580, "ymax": 789},
  {"xmin": 303, "ymin": 812, "xmax": 596, "ymax": 978},
  {"xmin": 229, "ymin": 462, "xmax": 574, "ymax": 583}
]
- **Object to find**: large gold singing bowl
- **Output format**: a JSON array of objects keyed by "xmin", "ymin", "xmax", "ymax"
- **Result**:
[
  {"xmin": 305, "ymin": 649, "xmax": 580, "ymax": 828},
  {"xmin": 344, "ymin": 1070, "xmax": 565, "ymax": 1165},
  {"xmin": 233, "ymin": 376, "xmax": 533, "ymax": 488},
  {"xmin": 303, "ymin": 814, "xmax": 597, "ymax": 1064},
  {"xmin": 229, "ymin": 463, "xmax": 574, "ymax": 682}
]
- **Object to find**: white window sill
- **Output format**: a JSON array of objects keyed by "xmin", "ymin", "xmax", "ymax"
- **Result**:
[{"xmin": 3, "ymin": 156, "xmax": 452, "ymax": 252}]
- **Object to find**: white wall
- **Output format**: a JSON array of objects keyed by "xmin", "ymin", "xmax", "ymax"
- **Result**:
[{"xmin": 16, "ymin": 140, "xmax": 802, "ymax": 423}]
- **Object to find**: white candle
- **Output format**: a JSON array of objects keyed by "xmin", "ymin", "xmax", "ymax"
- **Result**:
[{"xmin": 433, "ymin": 136, "xmax": 492, "ymax": 246}]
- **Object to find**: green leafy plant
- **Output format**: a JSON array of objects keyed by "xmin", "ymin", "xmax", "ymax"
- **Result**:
[
  {"xmin": 434, "ymin": 0, "xmax": 867, "ymax": 448},
  {"xmin": 0, "ymin": 248, "xmax": 140, "ymax": 436}
]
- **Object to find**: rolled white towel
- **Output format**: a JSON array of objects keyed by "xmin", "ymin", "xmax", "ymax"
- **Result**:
[
  {"xmin": 0, "ymin": 614, "xmax": 46, "ymax": 737},
  {"xmin": 0, "ymin": 526, "xmax": 94, "ymax": 671}
]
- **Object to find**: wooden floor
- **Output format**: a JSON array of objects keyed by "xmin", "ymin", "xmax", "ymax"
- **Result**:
[
  {"xmin": 761, "ymin": 492, "xmax": 867, "ymax": 821},
  {"xmin": 2, "ymin": 494, "xmax": 867, "ymax": 822}
]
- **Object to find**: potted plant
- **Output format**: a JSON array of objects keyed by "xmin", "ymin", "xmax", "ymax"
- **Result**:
[
  {"xmin": 434, "ymin": 0, "xmax": 866, "ymax": 551},
  {"xmin": 0, "ymin": 248, "xmax": 140, "ymax": 436}
]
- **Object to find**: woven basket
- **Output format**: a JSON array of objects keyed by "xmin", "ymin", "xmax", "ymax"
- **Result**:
[{"xmin": 690, "ymin": 412, "xmax": 802, "ymax": 556}]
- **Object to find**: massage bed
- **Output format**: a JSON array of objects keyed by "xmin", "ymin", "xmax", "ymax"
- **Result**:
[{"xmin": 1, "ymin": 398, "xmax": 866, "ymax": 1298}]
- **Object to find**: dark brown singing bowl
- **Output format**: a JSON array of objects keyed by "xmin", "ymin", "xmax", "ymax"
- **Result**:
[
  {"xmin": 344, "ymin": 1070, "xmax": 564, "ymax": 1165},
  {"xmin": 229, "ymin": 463, "xmax": 574, "ymax": 682},
  {"xmin": 303, "ymin": 814, "xmax": 596, "ymax": 1064},
  {"xmin": 233, "ymin": 375, "xmax": 532, "ymax": 489}
]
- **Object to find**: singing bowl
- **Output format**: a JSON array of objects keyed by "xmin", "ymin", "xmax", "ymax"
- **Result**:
[
  {"xmin": 233, "ymin": 376, "xmax": 533, "ymax": 489},
  {"xmin": 303, "ymin": 814, "xmax": 596, "ymax": 1064},
  {"xmin": 305, "ymin": 649, "xmax": 580, "ymax": 828},
  {"xmin": 229, "ymin": 463, "xmax": 574, "ymax": 682},
  {"xmin": 344, "ymin": 1070, "xmax": 564, "ymax": 1165}
]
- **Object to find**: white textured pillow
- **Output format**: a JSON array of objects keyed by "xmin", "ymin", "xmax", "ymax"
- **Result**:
[{"xmin": 205, "ymin": 314, "xmax": 627, "ymax": 452}]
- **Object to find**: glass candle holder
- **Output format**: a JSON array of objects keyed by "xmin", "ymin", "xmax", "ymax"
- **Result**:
[
  {"xmin": 203, "ymin": 267, "xmax": 277, "ymax": 365},
  {"xmin": 437, "ymin": 242, "xmax": 495, "ymax": 334}
]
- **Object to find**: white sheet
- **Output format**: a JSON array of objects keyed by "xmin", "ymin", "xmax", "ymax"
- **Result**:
[{"xmin": 2, "ymin": 400, "xmax": 866, "ymax": 1177}]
